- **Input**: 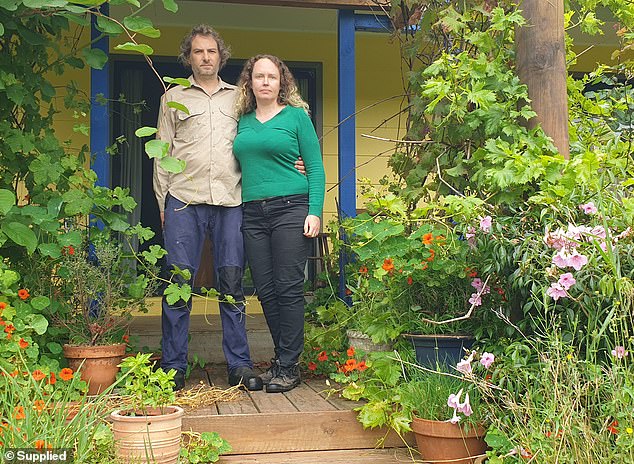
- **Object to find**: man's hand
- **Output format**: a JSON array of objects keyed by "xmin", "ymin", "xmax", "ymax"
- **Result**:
[
  {"xmin": 160, "ymin": 211, "xmax": 165, "ymax": 229},
  {"xmin": 294, "ymin": 156, "xmax": 306, "ymax": 175},
  {"xmin": 303, "ymin": 215, "xmax": 320, "ymax": 238}
]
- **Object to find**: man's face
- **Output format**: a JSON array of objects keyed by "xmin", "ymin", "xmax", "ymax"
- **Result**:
[{"xmin": 188, "ymin": 35, "xmax": 221, "ymax": 81}]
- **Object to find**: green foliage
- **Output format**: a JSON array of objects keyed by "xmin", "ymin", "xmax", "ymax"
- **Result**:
[
  {"xmin": 180, "ymin": 431, "xmax": 232, "ymax": 463},
  {"xmin": 118, "ymin": 352, "xmax": 176, "ymax": 414}
]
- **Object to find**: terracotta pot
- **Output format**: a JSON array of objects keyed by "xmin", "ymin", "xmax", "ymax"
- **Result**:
[
  {"xmin": 110, "ymin": 406, "xmax": 184, "ymax": 464},
  {"xmin": 63, "ymin": 343, "xmax": 127, "ymax": 395},
  {"xmin": 410, "ymin": 417, "xmax": 487, "ymax": 464}
]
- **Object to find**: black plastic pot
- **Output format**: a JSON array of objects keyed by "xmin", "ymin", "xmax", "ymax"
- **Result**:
[{"xmin": 403, "ymin": 334, "xmax": 474, "ymax": 369}]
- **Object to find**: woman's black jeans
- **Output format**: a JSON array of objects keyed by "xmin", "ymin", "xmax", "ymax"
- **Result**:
[{"xmin": 242, "ymin": 194, "xmax": 310, "ymax": 368}]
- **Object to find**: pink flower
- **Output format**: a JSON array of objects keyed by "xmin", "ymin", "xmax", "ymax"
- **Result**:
[
  {"xmin": 468, "ymin": 293, "xmax": 482, "ymax": 307},
  {"xmin": 479, "ymin": 216, "xmax": 492, "ymax": 233},
  {"xmin": 558, "ymin": 273, "xmax": 576, "ymax": 290},
  {"xmin": 456, "ymin": 358, "xmax": 473, "ymax": 374},
  {"xmin": 465, "ymin": 226, "xmax": 476, "ymax": 247},
  {"xmin": 552, "ymin": 250, "xmax": 570, "ymax": 269},
  {"xmin": 471, "ymin": 278, "xmax": 483, "ymax": 291},
  {"xmin": 568, "ymin": 251, "xmax": 588, "ymax": 271},
  {"xmin": 447, "ymin": 389, "xmax": 463, "ymax": 409},
  {"xmin": 579, "ymin": 202, "xmax": 597, "ymax": 215},
  {"xmin": 448, "ymin": 414, "xmax": 461, "ymax": 424},
  {"xmin": 480, "ymin": 352, "xmax": 495, "ymax": 369},
  {"xmin": 612, "ymin": 346, "xmax": 628, "ymax": 359},
  {"xmin": 458, "ymin": 392, "xmax": 473, "ymax": 417},
  {"xmin": 547, "ymin": 283, "xmax": 568, "ymax": 301}
]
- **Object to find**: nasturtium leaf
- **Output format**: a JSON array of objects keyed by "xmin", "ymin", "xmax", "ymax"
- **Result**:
[
  {"xmin": 47, "ymin": 342, "xmax": 63, "ymax": 354},
  {"xmin": 57, "ymin": 230, "xmax": 82, "ymax": 247},
  {"xmin": 160, "ymin": 156, "xmax": 186, "ymax": 174},
  {"xmin": 0, "ymin": 0, "xmax": 20, "ymax": 11},
  {"xmin": 82, "ymin": 47, "xmax": 108, "ymax": 70},
  {"xmin": 0, "ymin": 189, "xmax": 16, "ymax": 215},
  {"xmin": 38, "ymin": 243, "xmax": 62, "ymax": 259},
  {"xmin": 115, "ymin": 42, "xmax": 154, "ymax": 55},
  {"xmin": 135, "ymin": 126, "xmax": 158, "ymax": 137},
  {"xmin": 30, "ymin": 297, "xmax": 50, "ymax": 311}
]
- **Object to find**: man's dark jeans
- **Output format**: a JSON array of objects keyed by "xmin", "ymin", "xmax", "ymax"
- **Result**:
[
  {"xmin": 242, "ymin": 194, "xmax": 310, "ymax": 368},
  {"xmin": 161, "ymin": 194, "xmax": 253, "ymax": 373}
]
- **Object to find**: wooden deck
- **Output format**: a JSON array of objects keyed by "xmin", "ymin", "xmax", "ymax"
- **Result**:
[
  {"xmin": 179, "ymin": 364, "xmax": 418, "ymax": 463},
  {"xmin": 131, "ymin": 313, "xmax": 418, "ymax": 462}
]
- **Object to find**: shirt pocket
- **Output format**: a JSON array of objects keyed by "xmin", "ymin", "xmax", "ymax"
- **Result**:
[{"xmin": 175, "ymin": 110, "xmax": 206, "ymax": 142}]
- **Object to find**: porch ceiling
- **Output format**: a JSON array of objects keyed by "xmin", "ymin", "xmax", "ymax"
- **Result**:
[{"xmin": 206, "ymin": 0, "xmax": 383, "ymax": 9}]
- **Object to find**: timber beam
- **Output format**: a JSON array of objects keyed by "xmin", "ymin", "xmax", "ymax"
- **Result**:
[{"xmin": 205, "ymin": 0, "xmax": 385, "ymax": 9}]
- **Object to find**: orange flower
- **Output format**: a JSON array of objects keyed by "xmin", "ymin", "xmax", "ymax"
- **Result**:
[
  {"xmin": 47, "ymin": 372, "xmax": 56, "ymax": 385},
  {"xmin": 34, "ymin": 439, "xmax": 45, "ymax": 450},
  {"xmin": 307, "ymin": 362, "xmax": 317, "ymax": 371},
  {"xmin": 67, "ymin": 246, "xmax": 75, "ymax": 255},
  {"xmin": 32, "ymin": 370, "xmax": 46, "ymax": 381},
  {"xmin": 18, "ymin": 338, "xmax": 28, "ymax": 349},
  {"xmin": 4, "ymin": 324, "xmax": 15, "ymax": 334},
  {"xmin": 426, "ymin": 249, "xmax": 435, "ymax": 262},
  {"xmin": 33, "ymin": 400, "xmax": 46, "ymax": 413},
  {"xmin": 357, "ymin": 360, "xmax": 367, "ymax": 371},
  {"xmin": 0, "ymin": 319, "xmax": 4, "ymax": 326},
  {"xmin": 359, "ymin": 266, "xmax": 368, "ymax": 275},
  {"xmin": 608, "ymin": 420, "xmax": 619, "ymax": 435},
  {"xmin": 9, "ymin": 370, "xmax": 18, "ymax": 378},
  {"xmin": 317, "ymin": 351, "xmax": 328, "ymax": 362},
  {"xmin": 59, "ymin": 368, "xmax": 73, "ymax": 381},
  {"xmin": 13, "ymin": 406, "xmax": 25, "ymax": 420},
  {"xmin": 421, "ymin": 263, "xmax": 428, "ymax": 270},
  {"xmin": 0, "ymin": 302, "xmax": 6, "ymax": 310},
  {"xmin": 17, "ymin": 289, "xmax": 29, "ymax": 300},
  {"xmin": 422, "ymin": 233, "xmax": 434, "ymax": 245},
  {"xmin": 343, "ymin": 358, "xmax": 357, "ymax": 373},
  {"xmin": 345, "ymin": 288, "xmax": 352, "ymax": 296},
  {"xmin": 407, "ymin": 276, "xmax": 413, "ymax": 285},
  {"xmin": 347, "ymin": 346, "xmax": 355, "ymax": 357},
  {"xmin": 382, "ymin": 258, "xmax": 394, "ymax": 272},
  {"xmin": 122, "ymin": 334, "xmax": 130, "ymax": 344}
]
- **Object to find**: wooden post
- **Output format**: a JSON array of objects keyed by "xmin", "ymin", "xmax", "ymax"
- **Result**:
[{"xmin": 516, "ymin": 0, "xmax": 570, "ymax": 159}]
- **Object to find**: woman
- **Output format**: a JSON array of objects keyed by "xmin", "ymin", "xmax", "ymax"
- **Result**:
[{"xmin": 233, "ymin": 55, "xmax": 325, "ymax": 393}]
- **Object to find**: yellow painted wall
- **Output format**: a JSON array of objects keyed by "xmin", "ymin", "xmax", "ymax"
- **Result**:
[{"xmin": 108, "ymin": 26, "xmax": 403, "ymax": 223}]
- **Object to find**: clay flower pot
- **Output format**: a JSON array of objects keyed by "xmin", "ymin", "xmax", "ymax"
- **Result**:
[
  {"xmin": 411, "ymin": 416, "xmax": 487, "ymax": 464},
  {"xmin": 63, "ymin": 343, "xmax": 127, "ymax": 395},
  {"xmin": 110, "ymin": 406, "xmax": 184, "ymax": 464}
]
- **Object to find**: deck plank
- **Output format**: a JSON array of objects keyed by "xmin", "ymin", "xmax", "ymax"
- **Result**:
[
  {"xmin": 304, "ymin": 377, "xmax": 362, "ymax": 411},
  {"xmin": 184, "ymin": 410, "xmax": 409, "ymax": 454},
  {"xmin": 249, "ymin": 389, "xmax": 298, "ymax": 413},
  {"xmin": 283, "ymin": 381, "xmax": 337, "ymax": 411},
  {"xmin": 218, "ymin": 447, "xmax": 420, "ymax": 463}
]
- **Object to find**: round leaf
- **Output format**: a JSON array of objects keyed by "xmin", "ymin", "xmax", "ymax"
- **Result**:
[
  {"xmin": 2, "ymin": 222, "xmax": 37, "ymax": 253},
  {"xmin": 135, "ymin": 126, "xmax": 158, "ymax": 137},
  {"xmin": 82, "ymin": 47, "xmax": 108, "ymax": 70},
  {"xmin": 0, "ymin": 189, "xmax": 16, "ymax": 215},
  {"xmin": 30, "ymin": 296, "xmax": 51, "ymax": 311},
  {"xmin": 160, "ymin": 156, "xmax": 186, "ymax": 174}
]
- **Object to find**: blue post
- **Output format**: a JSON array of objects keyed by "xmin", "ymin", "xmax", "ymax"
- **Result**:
[
  {"xmin": 90, "ymin": 5, "xmax": 110, "ymax": 188},
  {"xmin": 338, "ymin": 9, "xmax": 356, "ymax": 300}
]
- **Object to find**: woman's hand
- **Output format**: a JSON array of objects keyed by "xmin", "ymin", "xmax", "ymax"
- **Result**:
[{"xmin": 303, "ymin": 215, "xmax": 321, "ymax": 238}]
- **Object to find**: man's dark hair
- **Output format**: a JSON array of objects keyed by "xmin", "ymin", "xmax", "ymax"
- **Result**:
[{"xmin": 178, "ymin": 25, "xmax": 231, "ymax": 70}]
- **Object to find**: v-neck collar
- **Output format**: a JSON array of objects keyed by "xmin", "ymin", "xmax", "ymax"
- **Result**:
[{"xmin": 254, "ymin": 105, "xmax": 288, "ymax": 125}]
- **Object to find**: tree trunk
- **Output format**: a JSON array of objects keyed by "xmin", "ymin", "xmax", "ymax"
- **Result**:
[{"xmin": 516, "ymin": 0, "xmax": 570, "ymax": 159}]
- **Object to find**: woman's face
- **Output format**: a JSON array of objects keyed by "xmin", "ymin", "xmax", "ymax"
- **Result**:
[{"xmin": 251, "ymin": 58, "xmax": 281, "ymax": 105}]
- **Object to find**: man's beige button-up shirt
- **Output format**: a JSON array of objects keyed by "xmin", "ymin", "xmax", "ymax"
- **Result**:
[{"xmin": 153, "ymin": 76, "xmax": 241, "ymax": 212}]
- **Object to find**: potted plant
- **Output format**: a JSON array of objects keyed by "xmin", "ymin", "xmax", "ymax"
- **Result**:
[
  {"xmin": 110, "ymin": 352, "xmax": 184, "ymax": 464},
  {"xmin": 344, "ymin": 349, "xmax": 490, "ymax": 464},
  {"xmin": 56, "ymin": 234, "xmax": 160, "ymax": 394},
  {"xmin": 341, "ymin": 197, "xmax": 499, "ymax": 367}
]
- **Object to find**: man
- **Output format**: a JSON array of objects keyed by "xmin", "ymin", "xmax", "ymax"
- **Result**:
[{"xmin": 153, "ymin": 25, "xmax": 262, "ymax": 391}]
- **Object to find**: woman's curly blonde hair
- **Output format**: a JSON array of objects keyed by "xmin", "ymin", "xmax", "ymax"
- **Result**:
[{"xmin": 235, "ymin": 54, "xmax": 309, "ymax": 116}]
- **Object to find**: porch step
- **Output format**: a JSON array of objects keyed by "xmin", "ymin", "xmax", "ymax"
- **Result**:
[
  {"xmin": 129, "ymin": 313, "xmax": 274, "ymax": 364},
  {"xmin": 179, "ymin": 365, "xmax": 414, "ymax": 456}
]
